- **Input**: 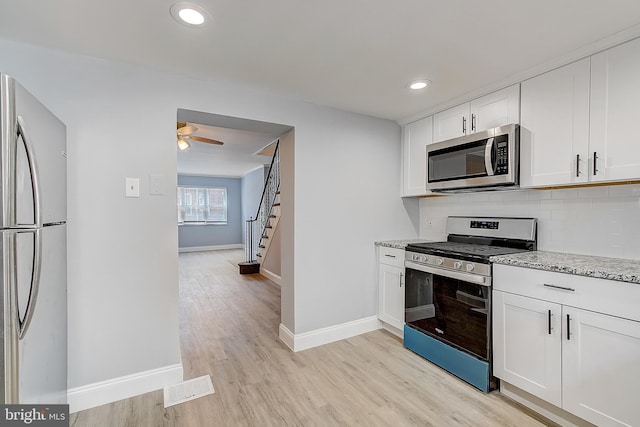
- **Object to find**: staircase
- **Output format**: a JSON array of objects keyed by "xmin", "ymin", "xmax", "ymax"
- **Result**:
[
  {"xmin": 256, "ymin": 191, "xmax": 280, "ymax": 264},
  {"xmin": 240, "ymin": 139, "xmax": 280, "ymax": 275}
]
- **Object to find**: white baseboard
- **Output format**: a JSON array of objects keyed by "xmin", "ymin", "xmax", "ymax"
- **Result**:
[
  {"xmin": 500, "ymin": 382, "xmax": 591, "ymax": 427},
  {"xmin": 380, "ymin": 322, "xmax": 403, "ymax": 339},
  {"xmin": 260, "ymin": 268, "xmax": 281, "ymax": 286},
  {"xmin": 179, "ymin": 244, "xmax": 243, "ymax": 253},
  {"xmin": 68, "ymin": 364, "xmax": 183, "ymax": 414},
  {"xmin": 279, "ymin": 316, "xmax": 381, "ymax": 352}
]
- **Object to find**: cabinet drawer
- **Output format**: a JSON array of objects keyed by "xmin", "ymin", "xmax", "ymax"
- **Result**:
[
  {"xmin": 378, "ymin": 247, "xmax": 405, "ymax": 268},
  {"xmin": 494, "ymin": 264, "xmax": 640, "ymax": 322}
]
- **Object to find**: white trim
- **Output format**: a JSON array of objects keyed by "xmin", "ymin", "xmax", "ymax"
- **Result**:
[
  {"xmin": 278, "ymin": 324, "xmax": 295, "ymax": 351},
  {"xmin": 178, "ymin": 244, "xmax": 243, "ymax": 253},
  {"xmin": 260, "ymin": 268, "xmax": 281, "ymax": 286},
  {"xmin": 399, "ymin": 24, "xmax": 640, "ymax": 125},
  {"xmin": 500, "ymin": 382, "xmax": 591, "ymax": 427},
  {"xmin": 241, "ymin": 164, "xmax": 265, "ymax": 178},
  {"xmin": 380, "ymin": 322, "xmax": 403, "ymax": 339},
  {"xmin": 278, "ymin": 316, "xmax": 381, "ymax": 352},
  {"xmin": 177, "ymin": 172, "xmax": 243, "ymax": 179},
  {"xmin": 68, "ymin": 364, "xmax": 183, "ymax": 414}
]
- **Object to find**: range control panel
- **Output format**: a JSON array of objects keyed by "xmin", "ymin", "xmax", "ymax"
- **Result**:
[{"xmin": 470, "ymin": 220, "xmax": 499, "ymax": 230}]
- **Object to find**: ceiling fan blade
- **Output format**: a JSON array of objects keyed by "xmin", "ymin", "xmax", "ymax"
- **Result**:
[{"xmin": 185, "ymin": 135, "xmax": 224, "ymax": 145}]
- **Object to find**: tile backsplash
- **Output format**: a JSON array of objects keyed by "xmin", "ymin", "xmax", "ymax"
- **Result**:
[{"xmin": 419, "ymin": 184, "xmax": 640, "ymax": 260}]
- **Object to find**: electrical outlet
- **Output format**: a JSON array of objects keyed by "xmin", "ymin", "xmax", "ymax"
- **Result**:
[{"xmin": 125, "ymin": 177, "xmax": 140, "ymax": 198}]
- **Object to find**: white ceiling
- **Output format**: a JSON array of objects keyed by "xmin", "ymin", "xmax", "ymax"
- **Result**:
[
  {"xmin": 1, "ymin": 1, "xmax": 640, "ymax": 121},
  {"xmin": 177, "ymin": 123, "xmax": 278, "ymax": 177},
  {"xmin": 176, "ymin": 109, "xmax": 290, "ymax": 176}
]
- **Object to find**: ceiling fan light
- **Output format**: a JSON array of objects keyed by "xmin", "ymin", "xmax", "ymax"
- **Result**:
[{"xmin": 178, "ymin": 139, "xmax": 191, "ymax": 150}]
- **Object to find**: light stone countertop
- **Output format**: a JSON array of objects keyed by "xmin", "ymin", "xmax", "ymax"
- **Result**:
[
  {"xmin": 374, "ymin": 239, "xmax": 427, "ymax": 250},
  {"xmin": 490, "ymin": 251, "xmax": 640, "ymax": 284}
]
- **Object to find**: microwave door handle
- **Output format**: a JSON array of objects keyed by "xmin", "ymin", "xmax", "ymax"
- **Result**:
[{"xmin": 484, "ymin": 137, "xmax": 495, "ymax": 176}]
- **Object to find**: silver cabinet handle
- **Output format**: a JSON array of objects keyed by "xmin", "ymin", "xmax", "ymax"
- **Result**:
[
  {"xmin": 576, "ymin": 154, "xmax": 581, "ymax": 177},
  {"xmin": 471, "ymin": 114, "xmax": 476, "ymax": 132},
  {"xmin": 384, "ymin": 254, "xmax": 396, "ymax": 258},
  {"xmin": 462, "ymin": 117, "xmax": 467, "ymax": 134},
  {"xmin": 548, "ymin": 309, "xmax": 552, "ymax": 335},
  {"xmin": 543, "ymin": 283, "xmax": 575, "ymax": 292},
  {"xmin": 593, "ymin": 151, "xmax": 598, "ymax": 175},
  {"xmin": 566, "ymin": 314, "xmax": 571, "ymax": 341},
  {"xmin": 399, "ymin": 272, "xmax": 403, "ymax": 287}
]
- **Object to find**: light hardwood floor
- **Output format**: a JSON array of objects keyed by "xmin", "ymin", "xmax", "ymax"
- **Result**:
[{"xmin": 71, "ymin": 249, "xmax": 554, "ymax": 426}]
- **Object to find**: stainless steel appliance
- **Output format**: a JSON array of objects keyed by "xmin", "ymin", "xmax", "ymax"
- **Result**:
[
  {"xmin": 427, "ymin": 124, "xmax": 519, "ymax": 192},
  {"xmin": 0, "ymin": 74, "xmax": 67, "ymax": 404},
  {"xmin": 404, "ymin": 216, "xmax": 536, "ymax": 392}
]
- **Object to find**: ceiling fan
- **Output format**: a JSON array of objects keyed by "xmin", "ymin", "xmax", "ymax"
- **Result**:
[{"xmin": 177, "ymin": 121, "xmax": 224, "ymax": 150}]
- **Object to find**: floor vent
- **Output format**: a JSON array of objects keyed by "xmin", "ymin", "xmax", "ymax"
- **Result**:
[{"xmin": 163, "ymin": 375, "xmax": 215, "ymax": 408}]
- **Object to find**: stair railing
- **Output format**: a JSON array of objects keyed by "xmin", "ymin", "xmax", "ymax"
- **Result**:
[{"xmin": 245, "ymin": 139, "xmax": 280, "ymax": 263}]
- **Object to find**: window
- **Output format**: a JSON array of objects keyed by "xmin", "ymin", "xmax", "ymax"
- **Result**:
[{"xmin": 177, "ymin": 186, "xmax": 227, "ymax": 224}]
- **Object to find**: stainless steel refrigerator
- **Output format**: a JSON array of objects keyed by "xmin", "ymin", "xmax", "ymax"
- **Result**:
[{"xmin": 0, "ymin": 74, "xmax": 67, "ymax": 404}]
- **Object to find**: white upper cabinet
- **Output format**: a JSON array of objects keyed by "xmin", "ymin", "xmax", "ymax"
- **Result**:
[
  {"xmin": 520, "ymin": 58, "xmax": 591, "ymax": 187},
  {"xmin": 433, "ymin": 103, "xmax": 469, "ymax": 142},
  {"xmin": 470, "ymin": 84, "xmax": 520, "ymax": 132},
  {"xmin": 590, "ymin": 37, "xmax": 640, "ymax": 182},
  {"xmin": 433, "ymin": 84, "xmax": 520, "ymax": 143},
  {"xmin": 401, "ymin": 116, "xmax": 433, "ymax": 196}
]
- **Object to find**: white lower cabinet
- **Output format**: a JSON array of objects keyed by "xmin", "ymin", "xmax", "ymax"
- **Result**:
[
  {"xmin": 493, "ymin": 291, "xmax": 562, "ymax": 406},
  {"xmin": 562, "ymin": 308, "xmax": 640, "ymax": 427},
  {"xmin": 377, "ymin": 247, "xmax": 405, "ymax": 332},
  {"xmin": 493, "ymin": 264, "xmax": 640, "ymax": 427}
]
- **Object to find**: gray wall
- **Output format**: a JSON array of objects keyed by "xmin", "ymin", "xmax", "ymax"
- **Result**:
[
  {"xmin": 0, "ymin": 39, "xmax": 418, "ymax": 406},
  {"xmin": 240, "ymin": 166, "xmax": 265, "ymax": 243},
  {"xmin": 178, "ymin": 175, "xmax": 243, "ymax": 248}
]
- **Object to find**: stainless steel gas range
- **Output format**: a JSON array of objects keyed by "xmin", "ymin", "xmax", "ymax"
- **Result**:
[{"xmin": 403, "ymin": 216, "xmax": 537, "ymax": 392}]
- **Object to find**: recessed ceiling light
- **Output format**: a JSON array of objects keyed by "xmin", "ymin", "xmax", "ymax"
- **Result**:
[
  {"xmin": 170, "ymin": 2, "xmax": 211, "ymax": 27},
  {"xmin": 408, "ymin": 79, "xmax": 431, "ymax": 90}
]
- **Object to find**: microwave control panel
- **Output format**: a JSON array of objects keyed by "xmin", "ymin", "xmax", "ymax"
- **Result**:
[{"xmin": 495, "ymin": 136, "xmax": 509, "ymax": 175}]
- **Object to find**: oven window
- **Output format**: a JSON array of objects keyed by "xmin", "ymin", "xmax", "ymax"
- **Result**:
[
  {"xmin": 405, "ymin": 267, "xmax": 490, "ymax": 360},
  {"xmin": 428, "ymin": 140, "xmax": 489, "ymax": 182}
]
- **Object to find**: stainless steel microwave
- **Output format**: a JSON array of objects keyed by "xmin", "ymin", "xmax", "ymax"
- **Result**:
[{"xmin": 427, "ymin": 124, "xmax": 519, "ymax": 193}]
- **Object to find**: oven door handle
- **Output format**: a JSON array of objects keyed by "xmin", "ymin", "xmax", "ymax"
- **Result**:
[{"xmin": 405, "ymin": 261, "xmax": 491, "ymax": 286}]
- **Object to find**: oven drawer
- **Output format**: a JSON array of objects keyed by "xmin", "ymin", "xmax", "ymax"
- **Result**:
[
  {"xmin": 494, "ymin": 264, "xmax": 640, "ymax": 322},
  {"xmin": 378, "ymin": 246, "xmax": 405, "ymax": 268}
]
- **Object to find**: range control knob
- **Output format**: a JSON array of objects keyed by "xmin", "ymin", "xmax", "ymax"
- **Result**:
[
  {"xmin": 466, "ymin": 264, "xmax": 475, "ymax": 272},
  {"xmin": 453, "ymin": 261, "xmax": 462, "ymax": 270},
  {"xmin": 413, "ymin": 254, "xmax": 419, "ymax": 261},
  {"xmin": 436, "ymin": 258, "xmax": 444, "ymax": 266},
  {"xmin": 420, "ymin": 255, "xmax": 428, "ymax": 263}
]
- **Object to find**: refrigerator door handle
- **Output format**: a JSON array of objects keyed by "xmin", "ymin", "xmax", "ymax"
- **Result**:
[
  {"xmin": 17, "ymin": 228, "xmax": 42, "ymax": 339},
  {"xmin": 16, "ymin": 115, "xmax": 42, "ymax": 227}
]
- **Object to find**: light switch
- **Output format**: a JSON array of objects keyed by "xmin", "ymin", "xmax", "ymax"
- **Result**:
[
  {"xmin": 149, "ymin": 174, "xmax": 164, "ymax": 195},
  {"xmin": 125, "ymin": 177, "xmax": 140, "ymax": 198}
]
